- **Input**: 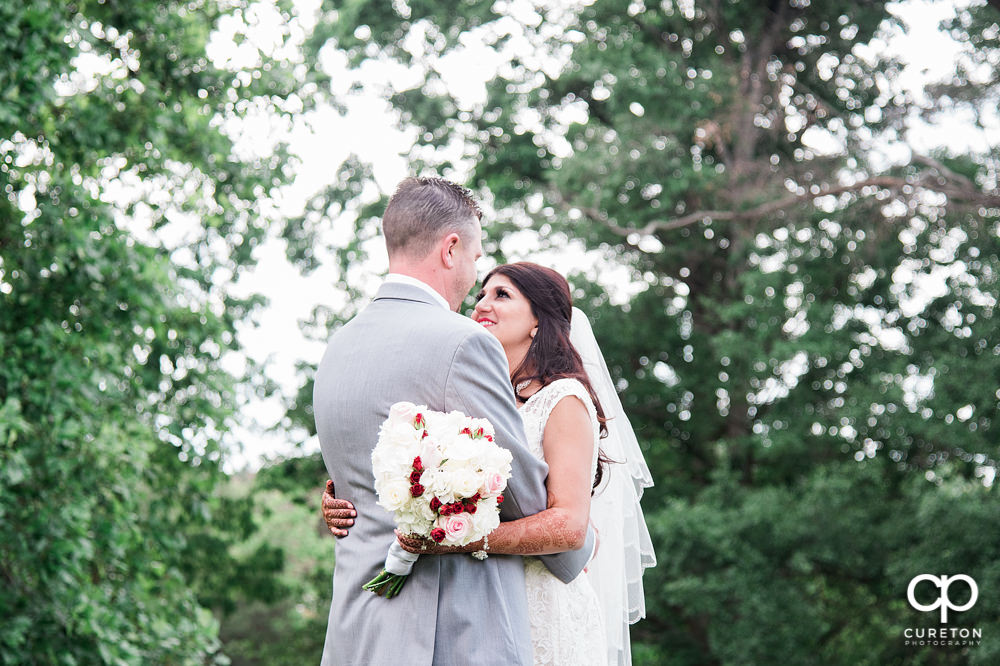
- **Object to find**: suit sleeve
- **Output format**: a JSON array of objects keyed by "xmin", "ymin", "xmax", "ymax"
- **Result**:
[{"xmin": 444, "ymin": 330, "xmax": 594, "ymax": 583}]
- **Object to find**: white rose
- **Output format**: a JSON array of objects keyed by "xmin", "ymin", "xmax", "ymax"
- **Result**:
[
  {"xmin": 387, "ymin": 401, "xmax": 422, "ymax": 426},
  {"xmin": 418, "ymin": 438, "xmax": 444, "ymax": 469},
  {"xmin": 377, "ymin": 478, "xmax": 412, "ymax": 512},
  {"xmin": 450, "ymin": 467, "xmax": 483, "ymax": 498},
  {"xmin": 371, "ymin": 446, "xmax": 410, "ymax": 475},
  {"xmin": 485, "ymin": 447, "xmax": 513, "ymax": 475},
  {"xmin": 471, "ymin": 503, "xmax": 501, "ymax": 536},
  {"xmin": 442, "ymin": 436, "xmax": 479, "ymax": 462},
  {"xmin": 443, "ymin": 411, "xmax": 469, "ymax": 432},
  {"xmin": 380, "ymin": 420, "xmax": 424, "ymax": 447}
]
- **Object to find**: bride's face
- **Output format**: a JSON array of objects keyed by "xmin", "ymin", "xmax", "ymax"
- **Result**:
[{"xmin": 472, "ymin": 275, "xmax": 538, "ymax": 354}]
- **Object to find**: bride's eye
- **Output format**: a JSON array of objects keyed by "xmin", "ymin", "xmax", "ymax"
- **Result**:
[
  {"xmin": 496, "ymin": 288, "xmax": 509, "ymax": 299},
  {"xmin": 474, "ymin": 291, "xmax": 485, "ymax": 301}
]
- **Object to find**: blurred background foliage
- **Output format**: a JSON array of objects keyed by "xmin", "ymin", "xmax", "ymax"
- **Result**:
[{"xmin": 2, "ymin": 0, "xmax": 999, "ymax": 664}]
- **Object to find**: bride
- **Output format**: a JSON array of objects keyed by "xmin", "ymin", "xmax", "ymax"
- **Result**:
[{"xmin": 323, "ymin": 262, "xmax": 655, "ymax": 666}]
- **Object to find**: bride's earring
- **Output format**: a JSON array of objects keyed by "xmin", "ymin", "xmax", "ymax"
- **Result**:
[{"xmin": 515, "ymin": 379, "xmax": 531, "ymax": 396}]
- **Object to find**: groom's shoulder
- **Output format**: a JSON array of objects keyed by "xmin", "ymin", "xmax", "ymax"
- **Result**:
[
  {"xmin": 339, "ymin": 299, "xmax": 495, "ymax": 348},
  {"xmin": 425, "ymin": 308, "xmax": 498, "ymax": 349},
  {"xmin": 407, "ymin": 309, "xmax": 507, "ymax": 362}
]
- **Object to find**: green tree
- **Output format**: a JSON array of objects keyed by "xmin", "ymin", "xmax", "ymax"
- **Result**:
[
  {"xmin": 213, "ymin": 462, "xmax": 336, "ymax": 666},
  {"xmin": 0, "ymin": 1, "xmax": 306, "ymax": 662},
  {"xmin": 292, "ymin": 1, "xmax": 1000, "ymax": 663}
]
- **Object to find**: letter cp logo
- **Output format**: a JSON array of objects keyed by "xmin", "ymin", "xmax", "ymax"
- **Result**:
[{"xmin": 907, "ymin": 574, "xmax": 978, "ymax": 623}]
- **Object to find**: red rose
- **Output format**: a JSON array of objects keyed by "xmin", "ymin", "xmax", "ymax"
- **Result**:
[
  {"xmin": 485, "ymin": 435, "xmax": 494, "ymax": 442},
  {"xmin": 412, "ymin": 456, "xmax": 423, "ymax": 472},
  {"xmin": 464, "ymin": 502, "xmax": 477, "ymax": 514},
  {"xmin": 470, "ymin": 492, "xmax": 481, "ymax": 503},
  {"xmin": 422, "ymin": 430, "xmax": 429, "ymax": 439},
  {"xmin": 475, "ymin": 427, "xmax": 484, "ymax": 437},
  {"xmin": 496, "ymin": 494, "xmax": 504, "ymax": 504},
  {"xmin": 459, "ymin": 427, "xmax": 472, "ymax": 436},
  {"xmin": 430, "ymin": 528, "xmax": 446, "ymax": 543},
  {"xmin": 415, "ymin": 413, "xmax": 426, "ymax": 428},
  {"xmin": 430, "ymin": 497, "xmax": 442, "ymax": 512},
  {"xmin": 409, "ymin": 470, "xmax": 423, "ymax": 483},
  {"xmin": 410, "ymin": 483, "xmax": 425, "ymax": 497}
]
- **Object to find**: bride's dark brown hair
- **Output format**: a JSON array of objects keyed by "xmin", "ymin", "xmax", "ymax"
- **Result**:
[{"xmin": 479, "ymin": 262, "xmax": 612, "ymax": 489}]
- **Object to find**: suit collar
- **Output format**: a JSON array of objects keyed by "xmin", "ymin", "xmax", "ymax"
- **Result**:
[{"xmin": 373, "ymin": 281, "xmax": 451, "ymax": 309}]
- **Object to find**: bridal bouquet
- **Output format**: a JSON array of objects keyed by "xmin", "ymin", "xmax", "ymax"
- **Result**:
[{"xmin": 363, "ymin": 401, "xmax": 512, "ymax": 598}]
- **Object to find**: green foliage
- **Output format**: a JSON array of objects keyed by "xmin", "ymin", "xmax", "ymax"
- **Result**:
[
  {"xmin": 217, "ymin": 464, "xmax": 336, "ymax": 666},
  {"xmin": 0, "ymin": 1, "xmax": 305, "ymax": 662},
  {"xmin": 297, "ymin": 0, "xmax": 1000, "ymax": 663}
]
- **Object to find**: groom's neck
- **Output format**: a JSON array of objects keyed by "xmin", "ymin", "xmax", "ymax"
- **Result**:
[{"xmin": 388, "ymin": 260, "xmax": 454, "ymax": 309}]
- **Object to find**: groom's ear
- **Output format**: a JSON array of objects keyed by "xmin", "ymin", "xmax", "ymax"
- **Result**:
[{"xmin": 440, "ymin": 233, "xmax": 461, "ymax": 268}]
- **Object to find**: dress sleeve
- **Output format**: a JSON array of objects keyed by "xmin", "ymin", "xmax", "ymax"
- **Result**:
[{"xmin": 533, "ymin": 378, "xmax": 600, "ymax": 474}]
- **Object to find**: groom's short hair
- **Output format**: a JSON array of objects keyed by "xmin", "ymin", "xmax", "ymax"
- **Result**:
[{"xmin": 382, "ymin": 177, "xmax": 483, "ymax": 258}]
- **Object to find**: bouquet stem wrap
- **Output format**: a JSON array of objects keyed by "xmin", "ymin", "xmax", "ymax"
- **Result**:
[{"xmin": 362, "ymin": 542, "xmax": 420, "ymax": 598}]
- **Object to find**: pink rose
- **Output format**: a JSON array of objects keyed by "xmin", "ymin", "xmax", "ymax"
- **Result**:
[
  {"xmin": 444, "ymin": 513, "xmax": 473, "ymax": 542},
  {"xmin": 483, "ymin": 472, "xmax": 505, "ymax": 496}
]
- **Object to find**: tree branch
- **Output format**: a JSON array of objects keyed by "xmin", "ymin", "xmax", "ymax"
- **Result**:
[
  {"xmin": 566, "ymin": 174, "xmax": 999, "ymax": 239},
  {"xmin": 910, "ymin": 152, "xmax": 978, "ymax": 188}
]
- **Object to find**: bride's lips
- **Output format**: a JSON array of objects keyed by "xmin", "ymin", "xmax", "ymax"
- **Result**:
[{"xmin": 476, "ymin": 317, "xmax": 496, "ymax": 327}]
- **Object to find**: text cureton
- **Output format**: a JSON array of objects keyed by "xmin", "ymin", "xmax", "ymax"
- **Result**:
[{"xmin": 904, "ymin": 628, "xmax": 982, "ymax": 639}]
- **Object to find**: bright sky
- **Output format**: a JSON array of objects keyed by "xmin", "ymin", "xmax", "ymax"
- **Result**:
[{"xmin": 214, "ymin": 0, "xmax": 995, "ymax": 470}]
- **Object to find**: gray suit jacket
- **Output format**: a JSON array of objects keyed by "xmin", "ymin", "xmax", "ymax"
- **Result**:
[{"xmin": 314, "ymin": 282, "xmax": 594, "ymax": 666}]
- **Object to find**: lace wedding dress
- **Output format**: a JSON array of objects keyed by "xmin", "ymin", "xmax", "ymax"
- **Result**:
[{"xmin": 519, "ymin": 378, "xmax": 607, "ymax": 666}]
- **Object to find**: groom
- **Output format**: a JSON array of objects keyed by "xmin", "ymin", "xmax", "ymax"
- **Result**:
[{"xmin": 313, "ymin": 177, "xmax": 593, "ymax": 665}]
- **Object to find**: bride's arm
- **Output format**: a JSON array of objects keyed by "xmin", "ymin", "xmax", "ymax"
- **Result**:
[
  {"xmin": 486, "ymin": 395, "xmax": 594, "ymax": 554},
  {"xmin": 398, "ymin": 395, "xmax": 595, "ymax": 556}
]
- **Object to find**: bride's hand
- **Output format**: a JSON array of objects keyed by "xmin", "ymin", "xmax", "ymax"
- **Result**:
[
  {"xmin": 322, "ymin": 480, "xmax": 356, "ymax": 537},
  {"xmin": 395, "ymin": 529, "xmax": 484, "ymax": 555}
]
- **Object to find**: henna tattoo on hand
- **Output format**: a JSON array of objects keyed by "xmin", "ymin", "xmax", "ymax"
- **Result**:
[
  {"xmin": 487, "ymin": 507, "xmax": 587, "ymax": 556},
  {"xmin": 321, "ymin": 481, "xmax": 356, "ymax": 536}
]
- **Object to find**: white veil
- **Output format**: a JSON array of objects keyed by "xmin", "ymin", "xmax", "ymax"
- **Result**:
[{"xmin": 570, "ymin": 307, "xmax": 656, "ymax": 666}]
